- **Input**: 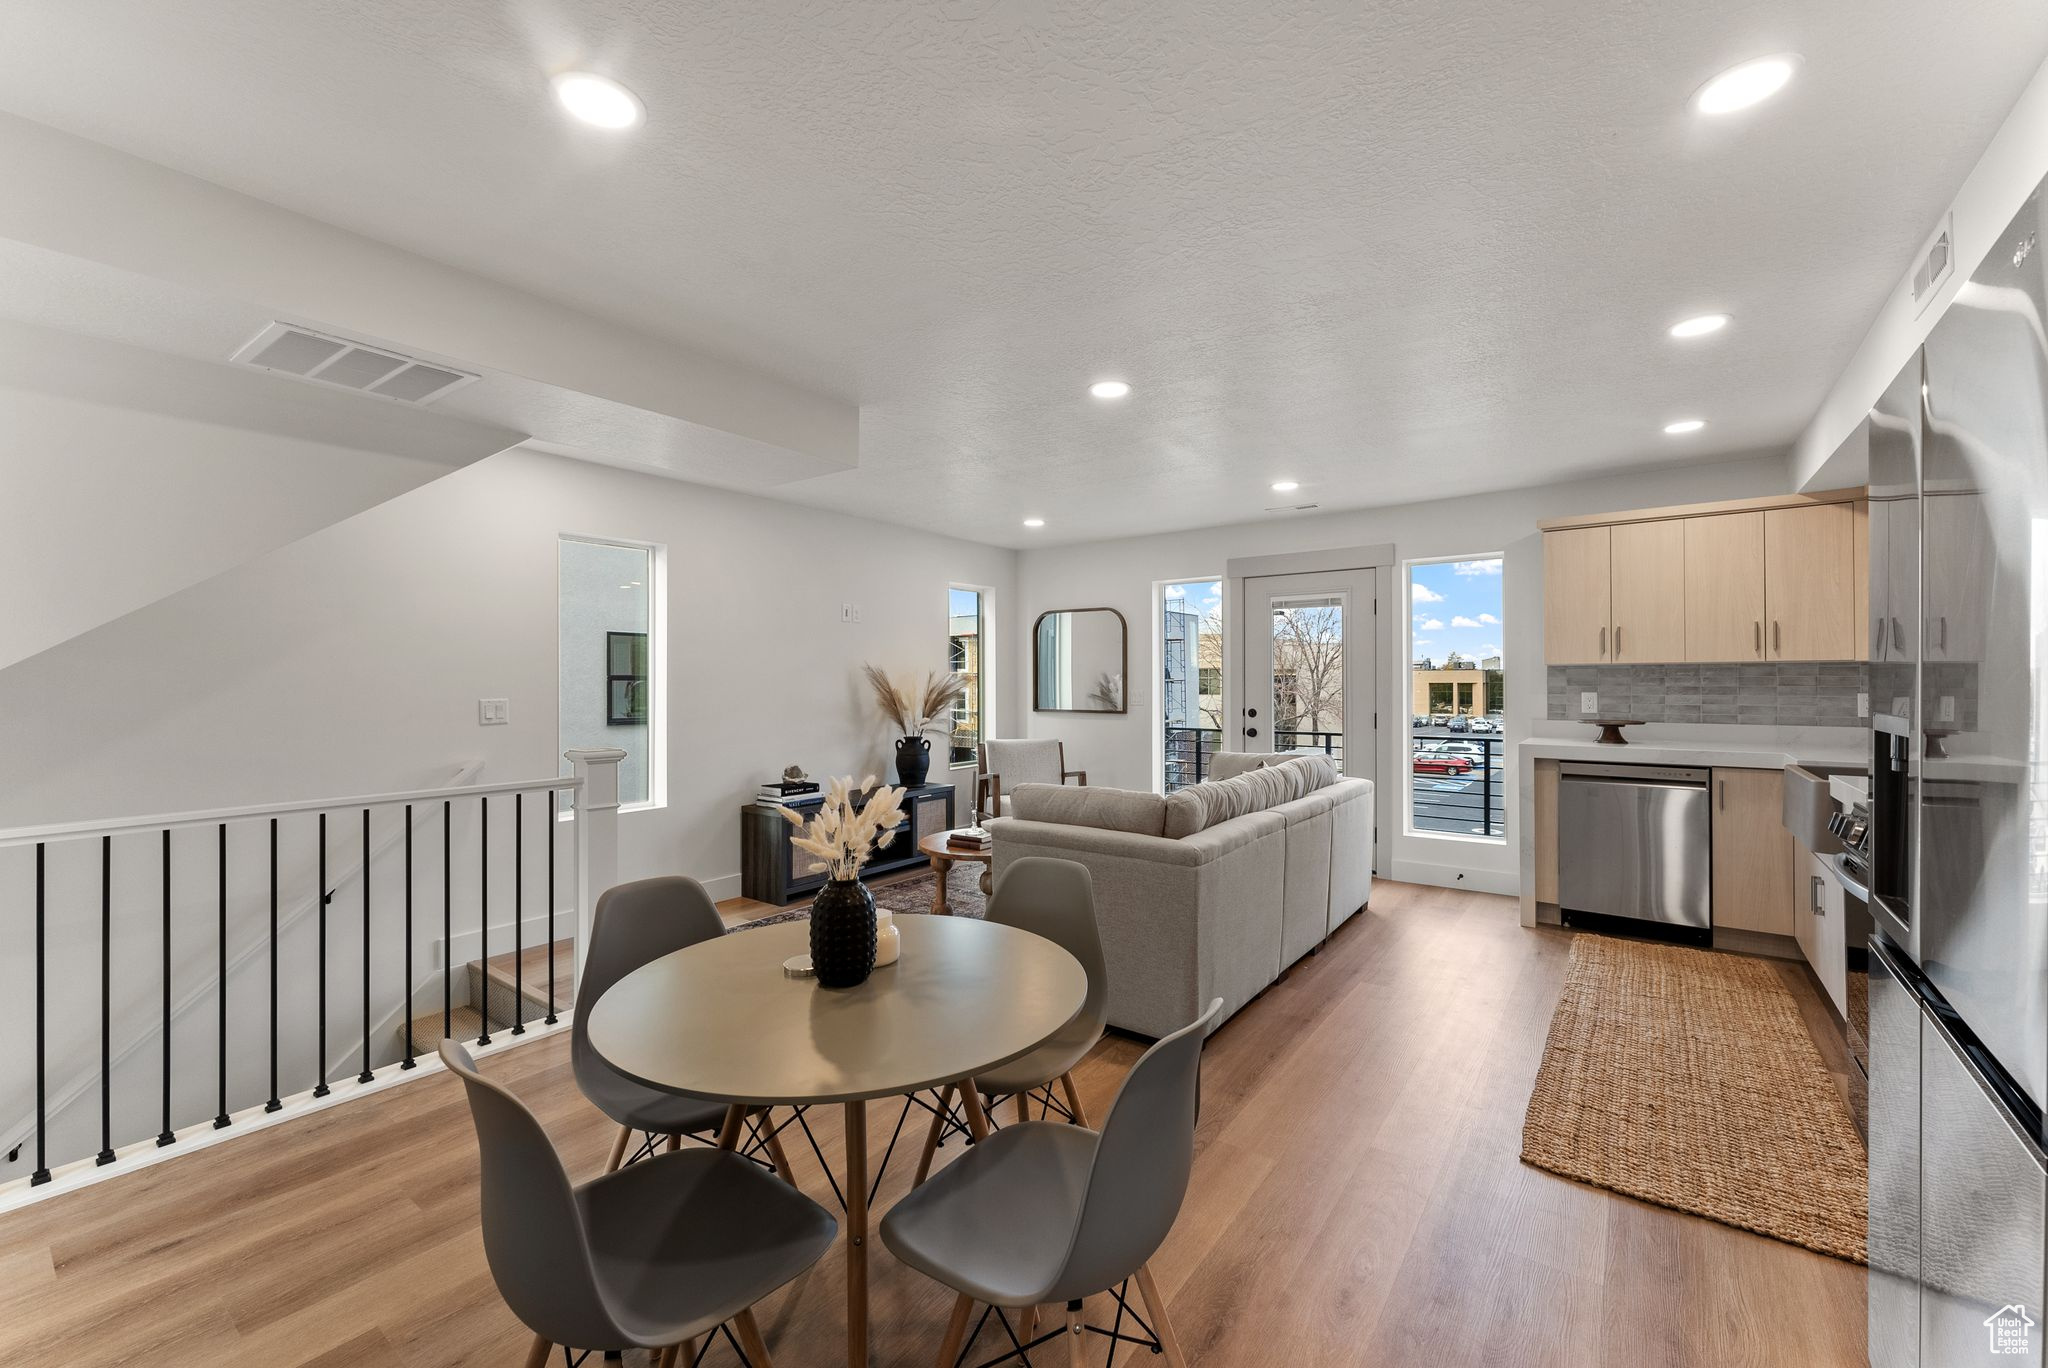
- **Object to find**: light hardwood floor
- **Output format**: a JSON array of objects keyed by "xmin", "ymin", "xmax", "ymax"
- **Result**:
[{"xmin": 0, "ymin": 880, "xmax": 1866, "ymax": 1367}]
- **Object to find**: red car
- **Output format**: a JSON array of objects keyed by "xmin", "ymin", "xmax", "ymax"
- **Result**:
[{"xmin": 1413, "ymin": 752, "xmax": 1475, "ymax": 776}]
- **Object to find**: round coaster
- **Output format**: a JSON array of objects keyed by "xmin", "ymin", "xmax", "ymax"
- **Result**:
[{"xmin": 782, "ymin": 953, "xmax": 816, "ymax": 979}]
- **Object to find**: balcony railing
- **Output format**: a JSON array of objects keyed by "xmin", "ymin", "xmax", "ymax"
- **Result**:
[
  {"xmin": 0, "ymin": 750, "xmax": 626, "ymax": 1210},
  {"xmin": 1412, "ymin": 732, "xmax": 1505, "ymax": 839},
  {"xmin": 1163, "ymin": 725, "xmax": 1222, "ymax": 791}
]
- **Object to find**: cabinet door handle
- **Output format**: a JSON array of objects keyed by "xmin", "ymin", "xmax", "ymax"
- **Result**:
[
  {"xmin": 1717, "ymin": 778, "xmax": 1727, "ymax": 811},
  {"xmin": 1938, "ymin": 615, "xmax": 1947, "ymax": 651},
  {"xmin": 1811, "ymin": 874, "xmax": 1825, "ymax": 916},
  {"xmin": 1772, "ymin": 620, "xmax": 1781, "ymax": 655},
  {"xmin": 1614, "ymin": 624, "xmax": 1623, "ymax": 657},
  {"xmin": 1753, "ymin": 621, "xmax": 1762, "ymax": 655},
  {"xmin": 1598, "ymin": 625, "xmax": 1606, "ymax": 658}
]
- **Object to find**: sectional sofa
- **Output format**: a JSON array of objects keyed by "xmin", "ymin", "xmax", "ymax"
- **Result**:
[{"xmin": 986, "ymin": 752, "xmax": 1373, "ymax": 1037}]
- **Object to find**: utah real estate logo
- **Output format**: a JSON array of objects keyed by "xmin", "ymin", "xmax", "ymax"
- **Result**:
[{"xmin": 1985, "ymin": 1304, "xmax": 2036, "ymax": 1356}]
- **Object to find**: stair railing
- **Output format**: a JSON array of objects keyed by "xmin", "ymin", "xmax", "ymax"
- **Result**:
[{"xmin": 0, "ymin": 748, "xmax": 624, "ymax": 1211}]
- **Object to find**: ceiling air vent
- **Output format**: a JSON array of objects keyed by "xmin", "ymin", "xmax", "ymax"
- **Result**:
[{"xmin": 229, "ymin": 322, "xmax": 478, "ymax": 406}]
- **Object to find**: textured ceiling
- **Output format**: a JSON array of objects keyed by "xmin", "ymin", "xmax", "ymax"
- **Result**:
[{"xmin": 3, "ymin": 0, "xmax": 2045, "ymax": 545}]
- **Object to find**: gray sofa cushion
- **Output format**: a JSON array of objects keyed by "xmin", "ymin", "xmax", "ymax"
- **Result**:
[
  {"xmin": 1008, "ymin": 782, "xmax": 1166, "ymax": 836},
  {"xmin": 1162, "ymin": 787, "xmax": 1207, "ymax": 840},
  {"xmin": 1210, "ymin": 750, "xmax": 1339, "ymax": 791}
]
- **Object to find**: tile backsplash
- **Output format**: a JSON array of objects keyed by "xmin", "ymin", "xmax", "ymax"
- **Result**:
[{"xmin": 1546, "ymin": 662, "xmax": 1866, "ymax": 727}]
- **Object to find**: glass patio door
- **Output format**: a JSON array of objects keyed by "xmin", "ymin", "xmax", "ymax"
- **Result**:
[{"xmin": 1243, "ymin": 569, "xmax": 1376, "ymax": 786}]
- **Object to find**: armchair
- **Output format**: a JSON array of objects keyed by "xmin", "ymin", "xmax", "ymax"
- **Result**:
[{"xmin": 975, "ymin": 739, "xmax": 1086, "ymax": 819}]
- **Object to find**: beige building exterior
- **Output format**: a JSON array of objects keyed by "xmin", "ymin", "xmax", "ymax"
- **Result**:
[{"xmin": 1410, "ymin": 654, "xmax": 1503, "ymax": 717}]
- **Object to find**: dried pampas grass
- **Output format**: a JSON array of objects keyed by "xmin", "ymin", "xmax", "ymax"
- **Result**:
[
  {"xmin": 864, "ymin": 664, "xmax": 969, "ymax": 736},
  {"xmin": 781, "ymin": 775, "xmax": 908, "ymax": 880}
]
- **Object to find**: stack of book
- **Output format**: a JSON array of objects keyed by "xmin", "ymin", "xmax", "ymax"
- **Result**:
[
  {"xmin": 757, "ymin": 779, "xmax": 822, "ymax": 807},
  {"xmin": 946, "ymin": 826, "xmax": 992, "ymax": 853}
]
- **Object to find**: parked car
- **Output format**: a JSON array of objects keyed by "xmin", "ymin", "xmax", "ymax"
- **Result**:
[
  {"xmin": 1412, "ymin": 715, "xmax": 1432, "ymax": 729},
  {"xmin": 1446, "ymin": 715, "xmax": 1471, "ymax": 733},
  {"xmin": 1423, "ymin": 741, "xmax": 1488, "ymax": 763},
  {"xmin": 1468, "ymin": 717, "xmax": 1496, "ymax": 733},
  {"xmin": 1413, "ymin": 752, "xmax": 1475, "ymax": 776}
]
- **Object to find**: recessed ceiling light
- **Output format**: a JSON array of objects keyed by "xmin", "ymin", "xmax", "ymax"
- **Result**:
[
  {"xmin": 1270, "ymin": 480, "xmax": 1300, "ymax": 493},
  {"xmin": 1693, "ymin": 55, "xmax": 1800, "ymax": 116},
  {"xmin": 1022, "ymin": 517, "xmax": 1046, "ymax": 528},
  {"xmin": 1663, "ymin": 419, "xmax": 1706, "ymax": 435},
  {"xmin": 553, "ymin": 72, "xmax": 643, "ymax": 129},
  {"xmin": 1669, "ymin": 313, "xmax": 1730, "ymax": 339},
  {"xmin": 1089, "ymin": 380, "xmax": 1131, "ymax": 399}
]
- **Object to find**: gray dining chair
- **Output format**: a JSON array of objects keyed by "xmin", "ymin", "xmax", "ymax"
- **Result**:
[
  {"xmin": 913, "ymin": 858, "xmax": 1108, "ymax": 1185},
  {"xmin": 882, "ymin": 998, "xmax": 1223, "ymax": 1368},
  {"xmin": 440, "ymin": 1040, "xmax": 837, "ymax": 1368},
  {"xmin": 575, "ymin": 876, "xmax": 796, "ymax": 1181}
]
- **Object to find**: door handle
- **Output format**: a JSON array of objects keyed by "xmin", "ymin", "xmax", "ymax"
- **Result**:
[
  {"xmin": 1598, "ymin": 626, "xmax": 1606, "ymax": 658},
  {"xmin": 1938, "ymin": 615, "xmax": 1947, "ymax": 651},
  {"xmin": 1614, "ymin": 624, "xmax": 1623, "ymax": 657},
  {"xmin": 1772, "ymin": 620, "xmax": 1781, "ymax": 655},
  {"xmin": 1717, "ymin": 778, "xmax": 1727, "ymax": 811},
  {"xmin": 1891, "ymin": 617, "xmax": 1904, "ymax": 653},
  {"xmin": 1753, "ymin": 621, "xmax": 1762, "ymax": 656},
  {"xmin": 1811, "ymin": 874, "xmax": 1825, "ymax": 917},
  {"xmin": 1245, "ymin": 727, "xmax": 1259, "ymax": 738}
]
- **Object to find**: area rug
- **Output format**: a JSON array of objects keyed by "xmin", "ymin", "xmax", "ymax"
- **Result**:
[
  {"xmin": 1520, "ymin": 934, "xmax": 1868, "ymax": 1263},
  {"xmin": 733, "ymin": 869, "xmax": 986, "ymax": 929}
]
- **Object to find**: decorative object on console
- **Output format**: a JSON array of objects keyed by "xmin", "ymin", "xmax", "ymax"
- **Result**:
[
  {"xmin": 779, "ymin": 777, "xmax": 907, "ymax": 987},
  {"xmin": 1587, "ymin": 719, "xmax": 1643, "ymax": 745},
  {"xmin": 874, "ymin": 909, "xmax": 901, "ymax": 966},
  {"xmin": 757, "ymin": 770, "xmax": 822, "ymax": 805},
  {"xmin": 863, "ymin": 664, "xmax": 969, "ymax": 786}
]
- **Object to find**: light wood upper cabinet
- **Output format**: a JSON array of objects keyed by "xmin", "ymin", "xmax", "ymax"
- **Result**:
[
  {"xmin": 1543, "ymin": 526, "xmax": 1611, "ymax": 665},
  {"xmin": 1683, "ymin": 512, "xmax": 1766, "ymax": 662},
  {"xmin": 1710, "ymin": 767, "xmax": 1795, "ymax": 936},
  {"xmin": 1608, "ymin": 519, "xmax": 1686, "ymax": 662},
  {"xmin": 1764, "ymin": 503, "xmax": 1854, "ymax": 660}
]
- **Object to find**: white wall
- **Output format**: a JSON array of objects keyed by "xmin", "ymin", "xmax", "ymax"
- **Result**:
[
  {"xmin": 1015, "ymin": 452, "xmax": 1799, "ymax": 893},
  {"xmin": 1792, "ymin": 51, "xmax": 2048, "ymax": 489},
  {"xmin": 0, "ymin": 446, "xmax": 1019, "ymax": 896}
]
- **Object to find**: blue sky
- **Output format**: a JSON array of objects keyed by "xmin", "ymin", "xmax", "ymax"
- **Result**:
[
  {"xmin": 1410, "ymin": 559, "xmax": 1503, "ymax": 664},
  {"xmin": 1166, "ymin": 580, "xmax": 1222, "ymax": 618}
]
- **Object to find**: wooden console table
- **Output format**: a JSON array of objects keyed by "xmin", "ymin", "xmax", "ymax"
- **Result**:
[{"xmin": 740, "ymin": 782, "xmax": 956, "ymax": 905}]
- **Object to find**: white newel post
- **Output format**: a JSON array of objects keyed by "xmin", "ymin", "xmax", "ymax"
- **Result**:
[{"xmin": 566, "ymin": 748, "xmax": 627, "ymax": 988}]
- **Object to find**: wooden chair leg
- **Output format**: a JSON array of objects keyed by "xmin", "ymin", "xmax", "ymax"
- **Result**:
[
  {"xmin": 664, "ymin": 1131, "xmax": 681, "ymax": 1154},
  {"xmin": 655, "ymin": 1344, "xmax": 681, "ymax": 1368},
  {"xmin": 757, "ymin": 1109, "xmax": 798, "ymax": 1187},
  {"xmin": 1058, "ymin": 1072, "xmax": 1090, "ymax": 1127},
  {"xmin": 935, "ymin": 1293, "xmax": 974, "ymax": 1368},
  {"xmin": 1015, "ymin": 1090, "xmax": 1031, "ymax": 1125},
  {"xmin": 1019, "ymin": 1304, "xmax": 1039, "ymax": 1345},
  {"xmin": 1064, "ymin": 1301, "xmax": 1087, "ymax": 1368},
  {"xmin": 914, "ymin": 1085, "xmax": 954, "ymax": 1187},
  {"xmin": 1134, "ymin": 1264, "xmax": 1190, "ymax": 1368},
  {"xmin": 521, "ymin": 1334, "xmax": 552, "ymax": 1368},
  {"xmin": 605, "ymin": 1123, "xmax": 633, "ymax": 1174},
  {"xmin": 731, "ymin": 1308, "xmax": 774, "ymax": 1367}
]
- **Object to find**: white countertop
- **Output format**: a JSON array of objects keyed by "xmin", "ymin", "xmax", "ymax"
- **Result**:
[{"xmin": 1517, "ymin": 735, "xmax": 1867, "ymax": 771}]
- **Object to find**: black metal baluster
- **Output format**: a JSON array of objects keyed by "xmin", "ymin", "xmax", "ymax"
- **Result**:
[
  {"xmin": 442, "ymin": 800, "xmax": 452, "ymax": 1041},
  {"xmin": 158, "ymin": 829, "xmax": 175, "ymax": 1147},
  {"xmin": 511, "ymin": 792, "xmax": 524, "ymax": 1036},
  {"xmin": 314, "ymin": 812, "xmax": 329, "ymax": 1098},
  {"xmin": 266, "ymin": 818, "xmax": 281, "ymax": 1112},
  {"xmin": 402, "ymin": 804, "xmax": 416, "ymax": 1069},
  {"xmin": 545, "ymin": 789, "xmax": 558, "ymax": 1026},
  {"xmin": 97, "ymin": 835, "xmax": 113, "ymax": 1165},
  {"xmin": 215, "ymin": 823, "xmax": 230, "ymax": 1129},
  {"xmin": 31, "ymin": 843, "xmax": 49, "ymax": 1184},
  {"xmin": 476, "ymin": 796, "xmax": 491, "ymax": 1047},
  {"xmin": 358, "ymin": 808, "xmax": 373, "ymax": 1085}
]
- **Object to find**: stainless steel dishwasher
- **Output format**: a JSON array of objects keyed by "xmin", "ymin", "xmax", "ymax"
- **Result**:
[{"xmin": 1557, "ymin": 762, "xmax": 1712, "ymax": 934}]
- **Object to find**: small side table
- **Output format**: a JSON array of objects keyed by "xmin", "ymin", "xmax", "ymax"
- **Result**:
[{"xmin": 918, "ymin": 829, "xmax": 993, "ymax": 915}]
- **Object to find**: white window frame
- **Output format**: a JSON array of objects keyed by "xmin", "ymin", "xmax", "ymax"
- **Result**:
[
  {"xmin": 948, "ymin": 583, "xmax": 993, "ymax": 772},
  {"xmin": 558, "ymin": 532, "xmax": 667, "ymax": 815},
  {"xmin": 1402, "ymin": 552, "xmax": 1504, "ymax": 846}
]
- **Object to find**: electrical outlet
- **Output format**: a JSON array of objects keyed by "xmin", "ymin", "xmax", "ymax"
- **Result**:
[
  {"xmin": 840, "ymin": 603, "xmax": 854, "ymax": 623},
  {"xmin": 1857, "ymin": 692, "xmax": 1869, "ymax": 718},
  {"xmin": 478, "ymin": 698, "xmax": 510, "ymax": 726},
  {"xmin": 1939, "ymin": 695, "xmax": 1957, "ymax": 724},
  {"xmin": 1580, "ymin": 691, "xmax": 1598, "ymax": 715}
]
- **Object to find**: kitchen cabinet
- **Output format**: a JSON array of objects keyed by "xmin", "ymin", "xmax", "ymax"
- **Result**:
[
  {"xmin": 1543, "ymin": 526, "xmax": 1611, "ymax": 665},
  {"xmin": 1710, "ymin": 767, "xmax": 1795, "ymax": 936},
  {"xmin": 1764, "ymin": 502, "xmax": 1855, "ymax": 660},
  {"xmin": 1921, "ymin": 489, "xmax": 1990, "ymax": 664},
  {"xmin": 1793, "ymin": 845, "xmax": 1849, "ymax": 1016},
  {"xmin": 1608, "ymin": 519, "xmax": 1687, "ymax": 661},
  {"xmin": 1683, "ymin": 512, "xmax": 1767, "ymax": 661},
  {"xmin": 1852, "ymin": 500, "xmax": 1870, "ymax": 661}
]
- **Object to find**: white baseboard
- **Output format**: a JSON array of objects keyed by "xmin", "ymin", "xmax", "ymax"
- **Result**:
[
  {"xmin": 439, "ymin": 909, "xmax": 573, "ymax": 967},
  {"xmin": 1384, "ymin": 858, "xmax": 1519, "ymax": 897},
  {"xmin": 704, "ymin": 871, "xmax": 743, "ymax": 903}
]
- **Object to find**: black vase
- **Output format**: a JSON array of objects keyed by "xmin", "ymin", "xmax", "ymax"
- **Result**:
[
  {"xmin": 809, "ymin": 878, "xmax": 877, "ymax": 988},
  {"xmin": 894, "ymin": 735, "xmax": 931, "ymax": 787}
]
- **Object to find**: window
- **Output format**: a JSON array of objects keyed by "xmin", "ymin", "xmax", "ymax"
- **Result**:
[
  {"xmin": 948, "ymin": 587, "xmax": 984, "ymax": 766},
  {"xmin": 1407, "ymin": 556, "xmax": 1504, "ymax": 840},
  {"xmin": 560, "ymin": 536, "xmax": 659, "ymax": 807},
  {"xmin": 1161, "ymin": 580, "xmax": 1222, "ymax": 790}
]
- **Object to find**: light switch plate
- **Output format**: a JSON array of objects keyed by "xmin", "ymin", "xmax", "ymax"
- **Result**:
[
  {"xmin": 1580, "ymin": 691, "xmax": 1598, "ymax": 715},
  {"xmin": 478, "ymin": 698, "xmax": 509, "ymax": 726},
  {"xmin": 1938, "ymin": 695, "xmax": 1957, "ymax": 723}
]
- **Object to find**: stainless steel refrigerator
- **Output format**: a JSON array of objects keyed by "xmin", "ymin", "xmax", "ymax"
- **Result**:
[{"xmin": 1868, "ymin": 180, "xmax": 2048, "ymax": 1367}]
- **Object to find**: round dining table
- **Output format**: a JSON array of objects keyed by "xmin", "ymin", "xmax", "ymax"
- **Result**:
[{"xmin": 586, "ymin": 914, "xmax": 1088, "ymax": 1368}]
